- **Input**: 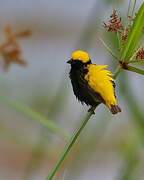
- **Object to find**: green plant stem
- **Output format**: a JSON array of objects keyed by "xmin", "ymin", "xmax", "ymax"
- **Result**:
[
  {"xmin": 117, "ymin": 32, "xmax": 121, "ymax": 51},
  {"xmin": 125, "ymin": 65, "xmax": 144, "ymax": 75},
  {"xmin": 128, "ymin": 48, "xmax": 140, "ymax": 62},
  {"xmin": 127, "ymin": 0, "xmax": 131, "ymax": 17},
  {"xmin": 132, "ymin": 0, "xmax": 137, "ymax": 18},
  {"xmin": 121, "ymin": 2, "xmax": 144, "ymax": 61},
  {"xmin": 46, "ymin": 109, "xmax": 95, "ymax": 180},
  {"xmin": 113, "ymin": 66, "xmax": 122, "ymax": 79},
  {"xmin": 129, "ymin": 59, "xmax": 144, "ymax": 63},
  {"xmin": 99, "ymin": 37, "xmax": 119, "ymax": 61},
  {"xmin": 127, "ymin": 0, "xmax": 137, "ymax": 18}
]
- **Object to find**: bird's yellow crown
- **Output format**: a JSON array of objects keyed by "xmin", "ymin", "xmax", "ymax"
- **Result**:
[{"xmin": 71, "ymin": 50, "xmax": 90, "ymax": 63}]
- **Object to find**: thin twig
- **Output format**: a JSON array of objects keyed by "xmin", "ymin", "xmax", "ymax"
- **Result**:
[
  {"xmin": 128, "ymin": 48, "xmax": 140, "ymax": 62},
  {"xmin": 127, "ymin": 0, "xmax": 137, "ymax": 19},
  {"xmin": 46, "ymin": 109, "xmax": 95, "ymax": 180},
  {"xmin": 113, "ymin": 66, "xmax": 122, "ymax": 79},
  {"xmin": 117, "ymin": 32, "xmax": 122, "ymax": 51},
  {"xmin": 129, "ymin": 59, "xmax": 144, "ymax": 63},
  {"xmin": 125, "ymin": 65, "xmax": 144, "ymax": 75},
  {"xmin": 127, "ymin": 0, "xmax": 132, "ymax": 17},
  {"xmin": 99, "ymin": 37, "xmax": 119, "ymax": 61},
  {"xmin": 132, "ymin": 0, "xmax": 137, "ymax": 18}
]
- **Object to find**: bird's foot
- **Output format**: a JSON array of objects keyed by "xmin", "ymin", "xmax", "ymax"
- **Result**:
[{"xmin": 88, "ymin": 106, "xmax": 95, "ymax": 114}]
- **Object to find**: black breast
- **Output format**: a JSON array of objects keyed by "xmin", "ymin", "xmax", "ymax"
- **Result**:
[{"xmin": 69, "ymin": 64, "xmax": 101, "ymax": 107}]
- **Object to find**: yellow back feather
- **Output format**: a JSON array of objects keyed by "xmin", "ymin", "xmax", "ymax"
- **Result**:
[{"xmin": 84, "ymin": 64, "xmax": 117, "ymax": 107}]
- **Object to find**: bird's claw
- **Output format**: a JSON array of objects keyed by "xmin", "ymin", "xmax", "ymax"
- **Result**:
[{"xmin": 88, "ymin": 107, "xmax": 95, "ymax": 114}]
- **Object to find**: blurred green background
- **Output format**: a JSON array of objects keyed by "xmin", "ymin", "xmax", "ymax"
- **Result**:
[{"xmin": 0, "ymin": 0, "xmax": 144, "ymax": 179}]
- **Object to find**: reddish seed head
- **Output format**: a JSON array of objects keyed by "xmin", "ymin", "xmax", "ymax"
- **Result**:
[
  {"xmin": 103, "ymin": 9, "xmax": 123, "ymax": 32},
  {"xmin": 136, "ymin": 47, "xmax": 144, "ymax": 60},
  {"xmin": 120, "ymin": 27, "xmax": 129, "ymax": 44}
]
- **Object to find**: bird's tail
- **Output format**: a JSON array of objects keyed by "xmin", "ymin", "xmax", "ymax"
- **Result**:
[{"xmin": 110, "ymin": 104, "xmax": 121, "ymax": 114}]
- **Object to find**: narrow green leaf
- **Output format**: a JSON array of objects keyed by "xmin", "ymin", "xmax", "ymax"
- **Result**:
[
  {"xmin": 125, "ymin": 65, "xmax": 144, "ymax": 75},
  {"xmin": 99, "ymin": 37, "xmax": 119, "ymax": 61},
  {"xmin": 0, "ymin": 96, "xmax": 69, "ymax": 140},
  {"xmin": 121, "ymin": 2, "xmax": 144, "ymax": 61},
  {"xmin": 46, "ymin": 109, "xmax": 95, "ymax": 180},
  {"xmin": 127, "ymin": 0, "xmax": 137, "ymax": 19},
  {"xmin": 129, "ymin": 59, "xmax": 144, "ymax": 63}
]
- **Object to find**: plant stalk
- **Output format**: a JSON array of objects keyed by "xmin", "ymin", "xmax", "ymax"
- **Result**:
[
  {"xmin": 113, "ymin": 66, "xmax": 122, "ymax": 79},
  {"xmin": 125, "ymin": 65, "xmax": 144, "ymax": 75},
  {"xmin": 46, "ymin": 109, "xmax": 95, "ymax": 180},
  {"xmin": 99, "ymin": 37, "xmax": 119, "ymax": 61}
]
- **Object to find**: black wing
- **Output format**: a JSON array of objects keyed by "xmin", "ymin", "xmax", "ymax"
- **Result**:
[{"xmin": 78, "ymin": 71, "xmax": 105, "ymax": 105}]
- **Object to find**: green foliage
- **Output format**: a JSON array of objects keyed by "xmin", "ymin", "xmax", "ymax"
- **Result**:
[{"xmin": 121, "ymin": 2, "xmax": 144, "ymax": 62}]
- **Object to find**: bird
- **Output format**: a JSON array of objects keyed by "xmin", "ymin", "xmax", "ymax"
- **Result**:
[{"xmin": 67, "ymin": 50, "xmax": 121, "ymax": 114}]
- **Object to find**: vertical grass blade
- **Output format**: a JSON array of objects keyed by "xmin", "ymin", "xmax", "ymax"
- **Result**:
[
  {"xmin": 127, "ymin": 0, "xmax": 137, "ymax": 18},
  {"xmin": 46, "ymin": 110, "xmax": 94, "ymax": 180},
  {"xmin": 121, "ymin": 2, "xmax": 144, "ymax": 61}
]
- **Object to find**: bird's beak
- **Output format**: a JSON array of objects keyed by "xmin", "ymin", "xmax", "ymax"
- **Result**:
[{"xmin": 67, "ymin": 59, "xmax": 72, "ymax": 64}]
